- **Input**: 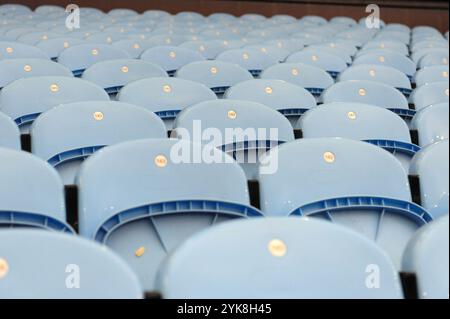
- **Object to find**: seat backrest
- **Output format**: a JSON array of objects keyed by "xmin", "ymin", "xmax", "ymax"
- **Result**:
[
  {"xmin": 0, "ymin": 112, "xmax": 20, "ymax": 150},
  {"xmin": 411, "ymin": 82, "xmax": 449, "ymax": 111},
  {"xmin": 299, "ymin": 102, "xmax": 412, "ymax": 142},
  {"xmin": 141, "ymin": 46, "xmax": 205, "ymax": 75},
  {"xmin": 353, "ymin": 50, "xmax": 415, "ymax": 77},
  {"xmin": 362, "ymin": 41, "xmax": 409, "ymax": 56},
  {"xmin": 0, "ymin": 147, "xmax": 70, "ymax": 231},
  {"xmin": 411, "ymin": 102, "xmax": 449, "ymax": 147},
  {"xmin": 419, "ymin": 51, "xmax": 449, "ymax": 68},
  {"xmin": 35, "ymin": 37, "xmax": 86, "ymax": 60},
  {"xmin": 157, "ymin": 218, "xmax": 403, "ymax": 299},
  {"xmin": 285, "ymin": 50, "xmax": 347, "ymax": 74},
  {"xmin": 0, "ymin": 41, "xmax": 49, "ymax": 60},
  {"xmin": 0, "ymin": 229, "xmax": 142, "ymax": 299},
  {"xmin": 412, "ymin": 48, "xmax": 448, "ymax": 65},
  {"xmin": 82, "ymin": 59, "xmax": 167, "ymax": 93},
  {"xmin": 216, "ymin": 48, "xmax": 278, "ymax": 75},
  {"xmin": 414, "ymin": 65, "xmax": 449, "ymax": 87},
  {"xmin": 57, "ymin": 43, "xmax": 131, "ymax": 76},
  {"xmin": 178, "ymin": 40, "xmax": 226, "ymax": 59},
  {"xmin": 410, "ymin": 140, "xmax": 449, "ymax": 218},
  {"xmin": 322, "ymin": 80, "xmax": 409, "ymax": 110},
  {"xmin": 0, "ymin": 76, "xmax": 109, "ymax": 132},
  {"xmin": 30, "ymin": 101, "xmax": 167, "ymax": 184},
  {"xmin": 402, "ymin": 215, "xmax": 449, "ymax": 299},
  {"xmin": 0, "ymin": 58, "xmax": 73, "ymax": 89}
]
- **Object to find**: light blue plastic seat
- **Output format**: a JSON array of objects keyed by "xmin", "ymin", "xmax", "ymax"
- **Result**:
[
  {"xmin": 0, "ymin": 76, "xmax": 109, "ymax": 133},
  {"xmin": 179, "ymin": 40, "xmax": 227, "ymax": 59},
  {"xmin": 225, "ymin": 79, "xmax": 316, "ymax": 126},
  {"xmin": 35, "ymin": 37, "xmax": 86, "ymax": 60},
  {"xmin": 157, "ymin": 218, "xmax": 403, "ymax": 299},
  {"xmin": 322, "ymin": 80, "xmax": 413, "ymax": 121},
  {"xmin": 0, "ymin": 4, "xmax": 31, "ymax": 14},
  {"xmin": 258, "ymin": 138, "xmax": 432, "ymax": 268},
  {"xmin": 412, "ymin": 48, "xmax": 448, "ymax": 65},
  {"xmin": 174, "ymin": 99, "xmax": 295, "ymax": 179},
  {"xmin": 402, "ymin": 215, "xmax": 449, "ymax": 299},
  {"xmin": 216, "ymin": 48, "xmax": 278, "ymax": 77},
  {"xmin": 410, "ymin": 140, "xmax": 449, "ymax": 219},
  {"xmin": 77, "ymin": 138, "xmax": 263, "ymax": 291},
  {"xmin": 0, "ymin": 58, "xmax": 73, "ymax": 89},
  {"xmin": 411, "ymin": 82, "xmax": 450, "ymax": 112},
  {"xmin": 0, "ymin": 112, "xmax": 20, "ymax": 150},
  {"xmin": 0, "ymin": 41, "xmax": 49, "ymax": 59},
  {"xmin": 411, "ymin": 103, "xmax": 449, "ymax": 147},
  {"xmin": 57, "ymin": 43, "xmax": 131, "ymax": 77},
  {"xmin": 243, "ymin": 44, "xmax": 291, "ymax": 62},
  {"xmin": 141, "ymin": 46, "xmax": 205, "ymax": 76},
  {"xmin": 175, "ymin": 60, "xmax": 253, "ymax": 96},
  {"xmin": 0, "ymin": 148, "xmax": 73, "ymax": 232},
  {"xmin": 0, "ymin": 230, "xmax": 142, "ymax": 299},
  {"xmin": 419, "ymin": 51, "xmax": 449, "ymax": 69},
  {"xmin": 16, "ymin": 31, "xmax": 60, "ymax": 45},
  {"xmin": 85, "ymin": 32, "xmax": 127, "ymax": 44},
  {"xmin": 111, "ymin": 39, "xmax": 155, "ymax": 59},
  {"xmin": 82, "ymin": 59, "xmax": 167, "ymax": 95},
  {"xmin": 298, "ymin": 102, "xmax": 420, "ymax": 172},
  {"xmin": 414, "ymin": 65, "xmax": 449, "ymax": 87},
  {"xmin": 260, "ymin": 62, "xmax": 334, "ymax": 99},
  {"xmin": 118, "ymin": 77, "xmax": 217, "ymax": 130},
  {"xmin": 286, "ymin": 50, "xmax": 347, "ymax": 79},
  {"xmin": 30, "ymin": 101, "xmax": 167, "ymax": 184},
  {"xmin": 339, "ymin": 64, "xmax": 412, "ymax": 97},
  {"xmin": 34, "ymin": 5, "xmax": 64, "ymax": 14},
  {"xmin": 412, "ymin": 40, "xmax": 448, "ymax": 53},
  {"xmin": 305, "ymin": 42, "xmax": 356, "ymax": 62},
  {"xmin": 361, "ymin": 41, "xmax": 409, "ymax": 56},
  {"xmin": 353, "ymin": 50, "xmax": 416, "ymax": 79}
]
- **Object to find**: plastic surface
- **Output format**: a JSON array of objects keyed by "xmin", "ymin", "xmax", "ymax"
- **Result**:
[
  {"xmin": 0, "ymin": 112, "xmax": 20, "ymax": 150},
  {"xmin": 411, "ymin": 82, "xmax": 450, "ymax": 111},
  {"xmin": 141, "ymin": 46, "xmax": 205, "ymax": 74},
  {"xmin": 411, "ymin": 102, "xmax": 449, "ymax": 147}
]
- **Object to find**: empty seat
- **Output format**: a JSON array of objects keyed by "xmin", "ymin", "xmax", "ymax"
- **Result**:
[
  {"xmin": 339, "ymin": 64, "xmax": 412, "ymax": 97},
  {"xmin": 36, "ymin": 37, "xmax": 86, "ymax": 60},
  {"xmin": 414, "ymin": 65, "xmax": 449, "ymax": 87},
  {"xmin": 412, "ymin": 48, "xmax": 448, "ymax": 65},
  {"xmin": 322, "ymin": 80, "xmax": 413, "ymax": 121},
  {"xmin": 216, "ymin": 48, "xmax": 278, "ymax": 77},
  {"xmin": 410, "ymin": 82, "xmax": 449, "ymax": 112},
  {"xmin": 179, "ymin": 40, "xmax": 226, "ymax": 59},
  {"xmin": 411, "ymin": 103, "xmax": 449, "ymax": 147},
  {"xmin": 224, "ymin": 79, "xmax": 316, "ymax": 126},
  {"xmin": 258, "ymin": 138, "xmax": 432, "ymax": 268},
  {"xmin": 174, "ymin": 99, "xmax": 295, "ymax": 179},
  {"xmin": 118, "ymin": 77, "xmax": 217, "ymax": 129},
  {"xmin": 0, "ymin": 147, "xmax": 73, "ymax": 232},
  {"xmin": 141, "ymin": 46, "xmax": 205, "ymax": 76},
  {"xmin": 0, "ymin": 229, "xmax": 142, "ymax": 299},
  {"xmin": 30, "ymin": 101, "xmax": 167, "ymax": 184},
  {"xmin": 77, "ymin": 138, "xmax": 263, "ymax": 290},
  {"xmin": 0, "ymin": 41, "xmax": 49, "ymax": 60},
  {"xmin": 353, "ymin": 50, "xmax": 416, "ymax": 79},
  {"xmin": 298, "ymin": 102, "xmax": 420, "ymax": 171},
  {"xmin": 260, "ymin": 63, "xmax": 334, "ymax": 98},
  {"xmin": 0, "ymin": 112, "xmax": 20, "ymax": 150},
  {"xmin": 175, "ymin": 60, "xmax": 253, "ymax": 96},
  {"xmin": 0, "ymin": 58, "xmax": 73, "ymax": 89},
  {"xmin": 244, "ymin": 44, "xmax": 291, "ymax": 62},
  {"xmin": 402, "ymin": 215, "xmax": 449, "ymax": 299},
  {"xmin": 419, "ymin": 51, "xmax": 449, "ymax": 69},
  {"xmin": 57, "ymin": 43, "xmax": 131, "ymax": 77},
  {"xmin": 286, "ymin": 50, "xmax": 347, "ymax": 79},
  {"xmin": 0, "ymin": 76, "xmax": 109, "ymax": 133},
  {"xmin": 157, "ymin": 218, "xmax": 403, "ymax": 299},
  {"xmin": 361, "ymin": 41, "xmax": 409, "ymax": 56},
  {"xmin": 112, "ymin": 39, "xmax": 155, "ymax": 59},
  {"xmin": 17, "ymin": 31, "xmax": 61, "ymax": 45},
  {"xmin": 82, "ymin": 59, "xmax": 167, "ymax": 95},
  {"xmin": 410, "ymin": 140, "xmax": 449, "ymax": 219}
]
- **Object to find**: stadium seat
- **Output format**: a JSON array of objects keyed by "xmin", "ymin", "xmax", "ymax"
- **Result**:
[
  {"xmin": 410, "ymin": 140, "xmax": 449, "ymax": 219},
  {"xmin": 243, "ymin": 44, "xmax": 291, "ymax": 62},
  {"xmin": 111, "ymin": 39, "xmax": 155, "ymax": 59},
  {"xmin": 175, "ymin": 60, "xmax": 253, "ymax": 96},
  {"xmin": 411, "ymin": 103, "xmax": 449, "ymax": 147},
  {"xmin": 258, "ymin": 138, "xmax": 432, "ymax": 268},
  {"xmin": 174, "ymin": 99, "xmax": 295, "ymax": 179},
  {"xmin": 414, "ymin": 65, "xmax": 449, "ymax": 87},
  {"xmin": 82, "ymin": 59, "xmax": 167, "ymax": 95},
  {"xmin": 412, "ymin": 48, "xmax": 449, "ymax": 65},
  {"xmin": 410, "ymin": 82, "xmax": 450, "ymax": 111},
  {"xmin": 0, "ymin": 41, "xmax": 49, "ymax": 59},
  {"xmin": 216, "ymin": 48, "xmax": 278, "ymax": 77},
  {"xmin": 418, "ymin": 51, "xmax": 449, "ymax": 69},
  {"xmin": 224, "ymin": 79, "xmax": 316, "ymax": 126},
  {"xmin": 402, "ymin": 215, "xmax": 449, "ymax": 299},
  {"xmin": 141, "ymin": 46, "xmax": 205, "ymax": 76},
  {"xmin": 16, "ymin": 31, "xmax": 61, "ymax": 45},
  {"xmin": 0, "ymin": 112, "xmax": 20, "ymax": 150},
  {"xmin": 179, "ymin": 40, "xmax": 226, "ymax": 59},
  {"xmin": 285, "ymin": 50, "xmax": 347, "ymax": 79},
  {"xmin": 361, "ymin": 41, "xmax": 409, "ymax": 56},
  {"xmin": 118, "ymin": 77, "xmax": 217, "ymax": 129},
  {"xmin": 0, "ymin": 230, "xmax": 142, "ymax": 299},
  {"xmin": 0, "ymin": 58, "xmax": 73, "ymax": 89},
  {"xmin": 57, "ymin": 43, "xmax": 131, "ymax": 77},
  {"xmin": 35, "ymin": 37, "xmax": 86, "ymax": 61},
  {"xmin": 339, "ymin": 64, "xmax": 412, "ymax": 97},
  {"xmin": 298, "ymin": 102, "xmax": 420, "ymax": 171},
  {"xmin": 0, "ymin": 147, "xmax": 73, "ymax": 232},
  {"xmin": 260, "ymin": 62, "xmax": 334, "ymax": 98},
  {"xmin": 30, "ymin": 101, "xmax": 167, "ymax": 184},
  {"xmin": 322, "ymin": 80, "xmax": 413, "ymax": 121},
  {"xmin": 353, "ymin": 50, "xmax": 416, "ymax": 79},
  {"xmin": 156, "ymin": 218, "xmax": 403, "ymax": 299},
  {"xmin": 76, "ymin": 138, "xmax": 263, "ymax": 290},
  {"xmin": 0, "ymin": 76, "xmax": 109, "ymax": 133}
]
